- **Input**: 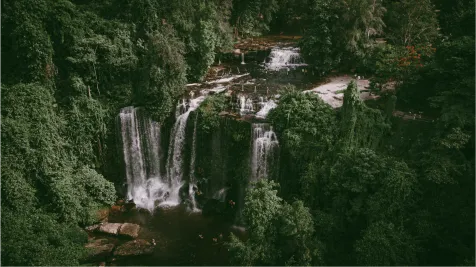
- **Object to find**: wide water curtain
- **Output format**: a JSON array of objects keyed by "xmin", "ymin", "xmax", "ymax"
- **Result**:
[{"xmin": 118, "ymin": 107, "xmax": 163, "ymax": 211}]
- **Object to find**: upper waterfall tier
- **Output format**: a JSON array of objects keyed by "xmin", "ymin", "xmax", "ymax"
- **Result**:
[{"xmin": 265, "ymin": 47, "xmax": 307, "ymax": 71}]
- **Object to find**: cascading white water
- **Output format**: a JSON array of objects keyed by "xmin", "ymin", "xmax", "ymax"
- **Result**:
[
  {"xmin": 118, "ymin": 107, "xmax": 164, "ymax": 212},
  {"xmin": 188, "ymin": 113, "xmax": 201, "ymax": 212},
  {"xmin": 238, "ymin": 94, "xmax": 254, "ymax": 115},
  {"xmin": 165, "ymin": 96, "xmax": 206, "ymax": 207},
  {"xmin": 175, "ymin": 99, "xmax": 187, "ymax": 118},
  {"xmin": 266, "ymin": 47, "xmax": 306, "ymax": 71},
  {"xmin": 251, "ymin": 123, "xmax": 279, "ymax": 181},
  {"xmin": 256, "ymin": 99, "xmax": 277, "ymax": 119}
]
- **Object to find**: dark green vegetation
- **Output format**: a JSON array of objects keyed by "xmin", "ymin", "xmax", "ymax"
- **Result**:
[
  {"xmin": 2, "ymin": 0, "xmax": 474, "ymax": 266},
  {"xmin": 227, "ymin": 0, "xmax": 475, "ymax": 265}
]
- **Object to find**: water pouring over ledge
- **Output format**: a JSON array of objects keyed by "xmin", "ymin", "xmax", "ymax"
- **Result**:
[
  {"xmin": 164, "ymin": 96, "xmax": 206, "ymax": 208},
  {"xmin": 265, "ymin": 47, "xmax": 307, "ymax": 71},
  {"xmin": 118, "ymin": 96, "xmax": 207, "ymax": 212},
  {"xmin": 117, "ymin": 45, "xmax": 308, "ymax": 211},
  {"xmin": 118, "ymin": 107, "xmax": 163, "ymax": 212},
  {"xmin": 251, "ymin": 123, "xmax": 279, "ymax": 182}
]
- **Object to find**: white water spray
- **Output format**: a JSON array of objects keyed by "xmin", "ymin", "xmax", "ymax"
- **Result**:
[
  {"xmin": 266, "ymin": 47, "xmax": 306, "ymax": 71},
  {"xmin": 256, "ymin": 99, "xmax": 277, "ymax": 119},
  {"xmin": 118, "ymin": 107, "xmax": 164, "ymax": 212},
  {"xmin": 238, "ymin": 94, "xmax": 254, "ymax": 115},
  {"xmin": 251, "ymin": 123, "xmax": 279, "ymax": 181},
  {"xmin": 165, "ymin": 96, "xmax": 206, "ymax": 208}
]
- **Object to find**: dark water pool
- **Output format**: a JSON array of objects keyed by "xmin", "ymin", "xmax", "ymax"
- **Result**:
[{"xmin": 108, "ymin": 205, "xmax": 245, "ymax": 266}]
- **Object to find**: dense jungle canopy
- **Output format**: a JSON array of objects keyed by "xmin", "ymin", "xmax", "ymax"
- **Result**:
[{"xmin": 1, "ymin": 0, "xmax": 475, "ymax": 266}]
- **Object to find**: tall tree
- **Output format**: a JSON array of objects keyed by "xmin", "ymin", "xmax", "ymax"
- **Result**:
[{"xmin": 384, "ymin": 0, "xmax": 439, "ymax": 46}]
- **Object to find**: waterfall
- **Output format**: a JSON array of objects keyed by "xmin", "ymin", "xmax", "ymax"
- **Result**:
[
  {"xmin": 266, "ymin": 47, "xmax": 306, "ymax": 71},
  {"xmin": 256, "ymin": 99, "xmax": 277, "ymax": 119},
  {"xmin": 238, "ymin": 94, "xmax": 254, "ymax": 115},
  {"xmin": 241, "ymin": 53, "xmax": 245, "ymax": 65},
  {"xmin": 165, "ymin": 96, "xmax": 206, "ymax": 207},
  {"xmin": 175, "ymin": 99, "xmax": 187, "ymax": 118},
  {"xmin": 188, "ymin": 113, "xmax": 200, "ymax": 212},
  {"xmin": 251, "ymin": 123, "xmax": 279, "ymax": 181},
  {"xmin": 118, "ymin": 107, "xmax": 164, "ymax": 212}
]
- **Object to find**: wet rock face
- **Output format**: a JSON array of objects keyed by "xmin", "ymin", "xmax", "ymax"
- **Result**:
[
  {"xmin": 85, "ymin": 238, "xmax": 115, "ymax": 260},
  {"xmin": 113, "ymin": 239, "xmax": 154, "ymax": 256},
  {"xmin": 119, "ymin": 223, "xmax": 140, "ymax": 239}
]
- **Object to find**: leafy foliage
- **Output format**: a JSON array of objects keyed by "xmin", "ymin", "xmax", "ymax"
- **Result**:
[
  {"xmin": 355, "ymin": 221, "xmax": 416, "ymax": 265},
  {"xmin": 197, "ymin": 94, "xmax": 229, "ymax": 133},
  {"xmin": 227, "ymin": 180, "xmax": 320, "ymax": 266},
  {"xmin": 339, "ymin": 80, "xmax": 390, "ymax": 151},
  {"xmin": 2, "ymin": 207, "xmax": 88, "ymax": 266},
  {"xmin": 300, "ymin": 0, "xmax": 386, "ymax": 75},
  {"xmin": 231, "ymin": 0, "xmax": 279, "ymax": 36},
  {"xmin": 384, "ymin": 0, "xmax": 439, "ymax": 46},
  {"xmin": 269, "ymin": 88, "xmax": 337, "ymax": 157}
]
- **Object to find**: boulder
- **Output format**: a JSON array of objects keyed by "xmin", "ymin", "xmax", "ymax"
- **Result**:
[
  {"xmin": 85, "ymin": 239, "xmax": 114, "ymax": 260},
  {"xmin": 98, "ymin": 223, "xmax": 122, "ymax": 235},
  {"xmin": 113, "ymin": 239, "xmax": 154, "ymax": 256},
  {"xmin": 233, "ymin": 49, "xmax": 241, "ymax": 55},
  {"xmin": 85, "ymin": 224, "xmax": 101, "ymax": 232},
  {"xmin": 119, "ymin": 223, "xmax": 140, "ymax": 239}
]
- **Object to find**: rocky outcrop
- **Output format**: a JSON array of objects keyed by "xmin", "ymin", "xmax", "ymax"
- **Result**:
[
  {"xmin": 98, "ymin": 223, "xmax": 122, "ymax": 235},
  {"xmin": 119, "ymin": 223, "xmax": 140, "ymax": 239},
  {"xmin": 85, "ymin": 238, "xmax": 115, "ymax": 260},
  {"xmin": 113, "ymin": 239, "xmax": 154, "ymax": 256},
  {"xmin": 85, "ymin": 224, "xmax": 101, "ymax": 232},
  {"xmin": 91, "ymin": 223, "xmax": 141, "ymax": 238}
]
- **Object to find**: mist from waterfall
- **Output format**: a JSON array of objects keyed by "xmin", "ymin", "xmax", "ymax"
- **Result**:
[{"xmin": 251, "ymin": 123, "xmax": 279, "ymax": 181}]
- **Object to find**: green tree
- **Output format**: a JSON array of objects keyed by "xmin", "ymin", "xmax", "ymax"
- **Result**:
[
  {"xmin": 384, "ymin": 0, "xmax": 439, "ymax": 46},
  {"xmin": 355, "ymin": 221, "xmax": 416, "ymax": 265},
  {"xmin": 227, "ymin": 180, "xmax": 320, "ymax": 265},
  {"xmin": 1, "ymin": 207, "xmax": 88, "ymax": 266},
  {"xmin": 231, "ymin": 0, "xmax": 279, "ymax": 36},
  {"xmin": 268, "ymin": 88, "xmax": 337, "ymax": 197},
  {"xmin": 299, "ymin": 0, "xmax": 341, "ymax": 75}
]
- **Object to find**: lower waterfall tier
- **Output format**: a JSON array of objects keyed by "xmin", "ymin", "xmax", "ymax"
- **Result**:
[{"xmin": 117, "ymin": 106, "xmax": 278, "ymax": 215}]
